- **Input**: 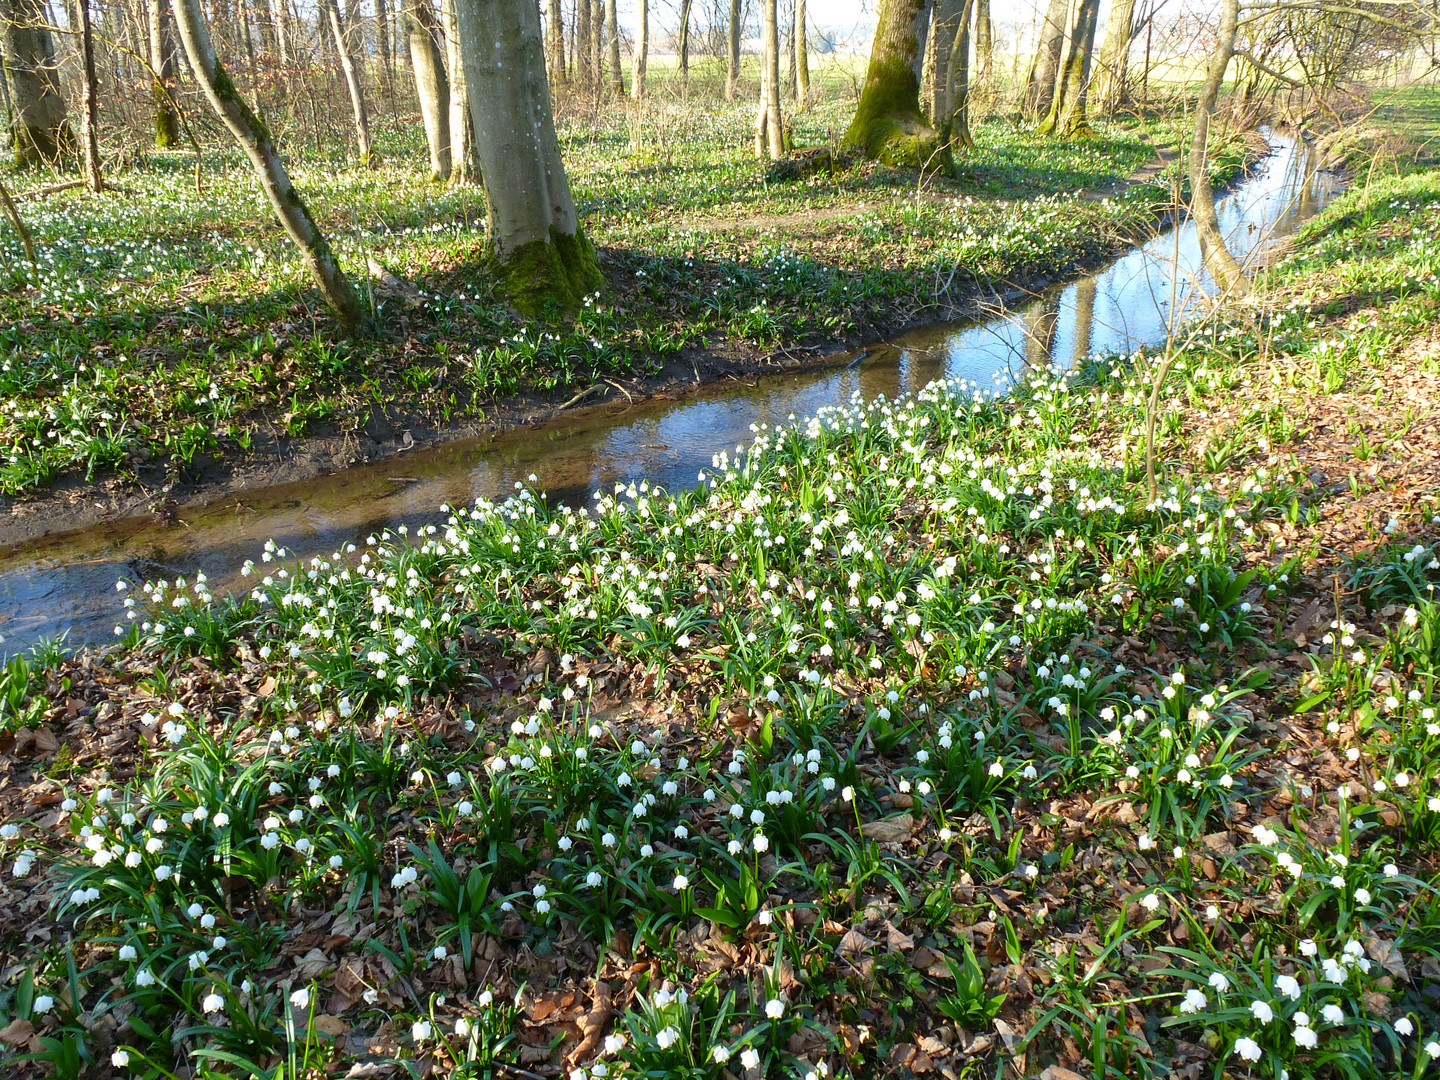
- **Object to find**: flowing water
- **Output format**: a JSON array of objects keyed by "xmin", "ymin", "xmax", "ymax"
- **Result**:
[{"xmin": 0, "ymin": 133, "xmax": 1342, "ymax": 649}]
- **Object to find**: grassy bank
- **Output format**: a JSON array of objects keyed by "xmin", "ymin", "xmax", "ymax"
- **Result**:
[
  {"xmin": 1, "ymin": 149, "xmax": 1437, "ymax": 1078},
  {"xmin": 0, "ymin": 96, "xmax": 1233, "ymax": 501}
]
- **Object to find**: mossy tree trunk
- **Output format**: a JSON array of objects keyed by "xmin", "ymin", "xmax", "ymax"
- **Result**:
[
  {"xmin": 170, "ymin": 0, "xmax": 366, "ymax": 332},
  {"xmin": 439, "ymin": 0, "xmax": 477, "ymax": 182},
  {"xmin": 1, "ymin": 0, "xmax": 73, "ymax": 167},
  {"xmin": 604, "ymin": 0, "xmax": 621, "ymax": 94},
  {"xmin": 843, "ymin": 0, "xmax": 948, "ymax": 171},
  {"xmin": 1038, "ymin": 0, "xmax": 1099, "ymax": 138},
  {"xmin": 754, "ymin": 0, "xmax": 782, "ymax": 159},
  {"xmin": 1190, "ymin": 0, "xmax": 1246, "ymax": 295},
  {"xmin": 147, "ymin": 0, "xmax": 180, "ymax": 147},
  {"xmin": 452, "ymin": 0, "xmax": 600, "ymax": 315},
  {"xmin": 323, "ymin": 0, "xmax": 375, "ymax": 165},
  {"xmin": 794, "ymin": 0, "xmax": 808, "ymax": 105},
  {"xmin": 1023, "ymin": 0, "xmax": 1067, "ymax": 121},
  {"xmin": 725, "ymin": 0, "xmax": 739, "ymax": 100},
  {"xmin": 631, "ymin": 0, "xmax": 646, "ymax": 99},
  {"xmin": 404, "ymin": 0, "xmax": 449, "ymax": 180},
  {"xmin": 72, "ymin": 0, "xmax": 102, "ymax": 190},
  {"xmin": 1093, "ymin": 0, "xmax": 1136, "ymax": 113}
]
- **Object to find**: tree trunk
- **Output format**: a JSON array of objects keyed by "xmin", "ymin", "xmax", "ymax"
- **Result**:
[
  {"xmin": 678, "ymin": 0, "xmax": 691, "ymax": 82},
  {"xmin": 451, "ymin": 0, "xmax": 599, "ymax": 313},
  {"xmin": 754, "ymin": 0, "xmax": 782, "ymax": 159},
  {"xmin": 575, "ymin": 0, "xmax": 591, "ymax": 91},
  {"xmin": 439, "ymin": 0, "xmax": 476, "ymax": 182},
  {"xmin": 1190, "ymin": 0, "xmax": 1245, "ymax": 294},
  {"xmin": 941, "ymin": 0, "xmax": 973, "ymax": 150},
  {"xmin": 630, "ymin": 0, "xmax": 645, "ymax": 99},
  {"xmin": 72, "ymin": 0, "xmax": 102, "ymax": 189},
  {"xmin": 1023, "ymin": 0, "xmax": 1067, "ymax": 121},
  {"xmin": 843, "ymin": 0, "xmax": 946, "ymax": 170},
  {"xmin": 268, "ymin": 0, "xmax": 287, "ymax": 63},
  {"xmin": 590, "ymin": 0, "xmax": 603, "ymax": 95},
  {"xmin": 545, "ymin": 0, "xmax": 563, "ymax": 83},
  {"xmin": 0, "ymin": 0, "xmax": 72, "ymax": 166},
  {"xmin": 169, "ymin": 0, "xmax": 366, "ymax": 331},
  {"xmin": 404, "ymin": 0, "xmax": 448, "ymax": 178},
  {"xmin": 794, "ymin": 0, "xmax": 808, "ymax": 105},
  {"xmin": 322, "ymin": 0, "xmax": 374, "ymax": 164},
  {"xmin": 1039, "ymin": 0, "xmax": 1099, "ymax": 138},
  {"xmin": 375, "ymin": 0, "xmax": 391, "ymax": 75},
  {"xmin": 1093, "ymin": 0, "xmax": 1135, "ymax": 113},
  {"xmin": 604, "ymin": 0, "xmax": 620, "ymax": 93},
  {"xmin": 147, "ymin": 0, "xmax": 180, "ymax": 146},
  {"xmin": 974, "ymin": 0, "xmax": 990, "ymax": 83},
  {"xmin": 725, "ymin": 0, "xmax": 739, "ymax": 100}
]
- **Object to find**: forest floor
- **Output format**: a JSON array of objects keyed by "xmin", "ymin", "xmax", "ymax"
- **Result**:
[
  {"xmin": 0, "ymin": 95, "xmax": 1229, "ymax": 538},
  {"xmin": 1, "ymin": 146, "xmax": 1438, "ymax": 1080}
]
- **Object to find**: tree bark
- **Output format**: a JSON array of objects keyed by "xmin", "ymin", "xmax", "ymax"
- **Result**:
[
  {"xmin": 725, "ymin": 0, "xmax": 739, "ymax": 100},
  {"xmin": 439, "ymin": 0, "xmax": 476, "ymax": 182},
  {"xmin": 1023, "ymin": 0, "xmax": 1067, "ymax": 121},
  {"xmin": 575, "ymin": 0, "xmax": 591, "ymax": 91},
  {"xmin": 169, "ymin": 0, "xmax": 366, "ymax": 331},
  {"xmin": 0, "ymin": 172, "xmax": 37, "ymax": 263},
  {"xmin": 1039, "ymin": 0, "xmax": 1099, "ymax": 138},
  {"xmin": 0, "ymin": 0, "xmax": 72, "ymax": 166},
  {"xmin": 678, "ymin": 0, "xmax": 691, "ymax": 82},
  {"xmin": 545, "ymin": 0, "xmax": 563, "ymax": 83},
  {"xmin": 940, "ymin": 0, "xmax": 973, "ymax": 150},
  {"xmin": 590, "ymin": 0, "xmax": 603, "ymax": 94},
  {"xmin": 1190, "ymin": 0, "xmax": 1246, "ymax": 294},
  {"xmin": 754, "ymin": 0, "xmax": 782, "ymax": 159},
  {"xmin": 843, "ymin": 0, "xmax": 946, "ymax": 170},
  {"xmin": 630, "ymin": 0, "xmax": 645, "ymax": 99},
  {"xmin": 604, "ymin": 0, "xmax": 620, "ymax": 93},
  {"xmin": 794, "ymin": 0, "xmax": 808, "ymax": 104},
  {"xmin": 147, "ymin": 0, "xmax": 180, "ymax": 146},
  {"xmin": 1094, "ymin": 0, "xmax": 1135, "ymax": 113},
  {"xmin": 404, "ymin": 0, "xmax": 448, "ymax": 179},
  {"xmin": 322, "ymin": 0, "xmax": 374, "ymax": 164},
  {"xmin": 451, "ymin": 0, "xmax": 599, "ymax": 314},
  {"xmin": 72, "ymin": 0, "xmax": 102, "ymax": 190},
  {"xmin": 974, "ymin": 0, "xmax": 990, "ymax": 83}
]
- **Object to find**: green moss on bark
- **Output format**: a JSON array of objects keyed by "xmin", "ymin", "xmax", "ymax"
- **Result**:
[
  {"xmin": 499, "ymin": 226, "xmax": 604, "ymax": 317},
  {"xmin": 842, "ymin": 24, "xmax": 951, "ymax": 173}
]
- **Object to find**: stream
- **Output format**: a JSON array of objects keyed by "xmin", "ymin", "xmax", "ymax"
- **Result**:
[{"xmin": 0, "ymin": 132, "xmax": 1342, "ymax": 649}]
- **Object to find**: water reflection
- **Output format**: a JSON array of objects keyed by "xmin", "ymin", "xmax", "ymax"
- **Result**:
[{"xmin": 0, "ymin": 133, "xmax": 1341, "ymax": 648}]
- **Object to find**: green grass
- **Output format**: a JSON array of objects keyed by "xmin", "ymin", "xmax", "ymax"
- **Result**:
[
  {"xmin": 0, "ymin": 88, "xmax": 1223, "ymax": 497},
  {"xmin": 2, "ymin": 159, "xmax": 1440, "ymax": 1080}
]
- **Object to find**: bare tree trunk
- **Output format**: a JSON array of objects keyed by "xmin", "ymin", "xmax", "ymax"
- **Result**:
[
  {"xmin": 843, "ymin": 0, "xmax": 944, "ymax": 169},
  {"xmin": 974, "ymin": 0, "xmax": 990, "ymax": 83},
  {"xmin": 451, "ymin": 0, "xmax": 600, "ymax": 312},
  {"xmin": 753, "ymin": 0, "xmax": 781, "ymax": 157},
  {"xmin": 590, "ymin": 0, "xmax": 603, "ymax": 94},
  {"xmin": 545, "ymin": 0, "xmax": 563, "ymax": 83},
  {"xmin": 1039, "ymin": 0, "xmax": 1099, "ymax": 137},
  {"xmin": 72, "ymin": 0, "xmax": 102, "ymax": 189},
  {"xmin": 170, "ymin": 0, "xmax": 366, "ymax": 330},
  {"xmin": 404, "ymin": 0, "xmax": 448, "ymax": 178},
  {"xmin": 678, "ymin": 0, "xmax": 691, "ymax": 83},
  {"xmin": 0, "ymin": 172, "xmax": 37, "ymax": 263},
  {"xmin": 575, "ymin": 0, "xmax": 591, "ymax": 91},
  {"xmin": 604, "ymin": 0, "xmax": 620, "ymax": 93},
  {"xmin": 147, "ymin": 0, "xmax": 180, "ymax": 146},
  {"xmin": 439, "ymin": 0, "xmax": 476, "ymax": 182},
  {"xmin": 941, "ymin": 0, "xmax": 973, "ymax": 149},
  {"xmin": 794, "ymin": 0, "xmax": 808, "ymax": 104},
  {"xmin": 725, "ymin": 0, "xmax": 739, "ymax": 100},
  {"xmin": 1190, "ymin": 0, "xmax": 1245, "ymax": 294},
  {"xmin": 1094, "ymin": 0, "xmax": 1135, "ymax": 112},
  {"xmin": 322, "ymin": 0, "xmax": 374, "ymax": 164},
  {"xmin": 1, "ymin": 0, "xmax": 72, "ymax": 165},
  {"xmin": 268, "ymin": 0, "xmax": 287, "ymax": 63},
  {"xmin": 1024, "ymin": 0, "xmax": 1067, "ymax": 120},
  {"xmin": 374, "ymin": 0, "xmax": 390, "ymax": 75},
  {"xmin": 630, "ymin": 0, "xmax": 645, "ymax": 99}
]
